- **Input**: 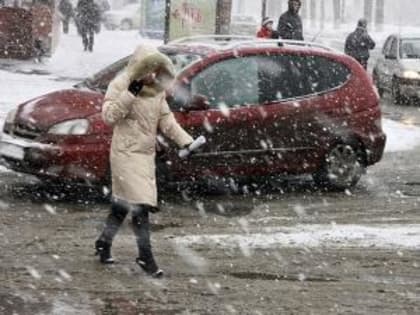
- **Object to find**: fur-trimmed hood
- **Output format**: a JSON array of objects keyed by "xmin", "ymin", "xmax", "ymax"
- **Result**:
[
  {"xmin": 102, "ymin": 44, "xmax": 193, "ymax": 206},
  {"xmin": 125, "ymin": 45, "xmax": 176, "ymax": 97}
]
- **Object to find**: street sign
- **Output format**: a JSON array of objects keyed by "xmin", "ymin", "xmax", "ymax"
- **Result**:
[{"xmin": 167, "ymin": 0, "xmax": 217, "ymax": 42}]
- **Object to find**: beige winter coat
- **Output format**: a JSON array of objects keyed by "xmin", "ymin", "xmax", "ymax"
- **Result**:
[{"xmin": 102, "ymin": 45, "xmax": 193, "ymax": 206}]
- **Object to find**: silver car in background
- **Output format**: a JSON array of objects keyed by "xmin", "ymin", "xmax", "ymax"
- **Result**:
[
  {"xmin": 373, "ymin": 34, "xmax": 420, "ymax": 104},
  {"xmin": 102, "ymin": 3, "xmax": 141, "ymax": 30}
]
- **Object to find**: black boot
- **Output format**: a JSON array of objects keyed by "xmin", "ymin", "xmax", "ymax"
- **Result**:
[
  {"xmin": 95, "ymin": 240, "xmax": 114, "ymax": 264},
  {"xmin": 136, "ymin": 253, "xmax": 163, "ymax": 278}
]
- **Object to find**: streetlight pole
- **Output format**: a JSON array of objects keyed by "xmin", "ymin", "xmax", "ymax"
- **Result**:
[
  {"xmin": 261, "ymin": 0, "xmax": 267, "ymax": 20},
  {"xmin": 164, "ymin": 0, "xmax": 171, "ymax": 43},
  {"xmin": 216, "ymin": 0, "xmax": 232, "ymax": 35}
]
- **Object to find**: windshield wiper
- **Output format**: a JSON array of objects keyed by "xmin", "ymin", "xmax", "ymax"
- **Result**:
[{"xmin": 74, "ymin": 79, "xmax": 94, "ymax": 89}]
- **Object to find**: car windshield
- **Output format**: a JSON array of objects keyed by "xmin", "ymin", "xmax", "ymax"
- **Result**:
[
  {"xmin": 75, "ymin": 49, "xmax": 202, "ymax": 92},
  {"xmin": 399, "ymin": 38, "xmax": 420, "ymax": 59}
]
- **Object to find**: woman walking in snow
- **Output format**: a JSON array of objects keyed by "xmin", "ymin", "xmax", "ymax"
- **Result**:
[{"xmin": 95, "ymin": 45, "xmax": 195, "ymax": 278}]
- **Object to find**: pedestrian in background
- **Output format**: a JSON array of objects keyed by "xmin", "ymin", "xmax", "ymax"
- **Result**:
[
  {"xmin": 345, "ymin": 18, "xmax": 376, "ymax": 70},
  {"xmin": 58, "ymin": 0, "xmax": 73, "ymax": 34},
  {"xmin": 95, "ymin": 45, "xmax": 196, "ymax": 278},
  {"xmin": 277, "ymin": 0, "xmax": 304, "ymax": 41},
  {"xmin": 257, "ymin": 17, "xmax": 274, "ymax": 39},
  {"xmin": 75, "ymin": 0, "xmax": 101, "ymax": 51}
]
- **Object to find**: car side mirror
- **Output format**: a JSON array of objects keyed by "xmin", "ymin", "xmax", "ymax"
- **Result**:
[{"xmin": 183, "ymin": 94, "xmax": 210, "ymax": 112}]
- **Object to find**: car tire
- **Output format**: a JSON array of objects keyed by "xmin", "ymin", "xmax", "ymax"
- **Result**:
[
  {"xmin": 120, "ymin": 19, "xmax": 133, "ymax": 31},
  {"xmin": 313, "ymin": 142, "xmax": 365, "ymax": 191},
  {"xmin": 392, "ymin": 78, "xmax": 405, "ymax": 105}
]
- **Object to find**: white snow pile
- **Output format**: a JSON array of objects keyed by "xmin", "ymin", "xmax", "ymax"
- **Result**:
[
  {"xmin": 383, "ymin": 119, "xmax": 420, "ymax": 152},
  {"xmin": 173, "ymin": 224, "xmax": 420, "ymax": 250}
]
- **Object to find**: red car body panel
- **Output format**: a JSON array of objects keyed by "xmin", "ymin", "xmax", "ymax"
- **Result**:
[
  {"xmin": 0, "ymin": 44, "xmax": 386, "ymax": 186},
  {"xmin": 15, "ymin": 90, "xmax": 104, "ymax": 131}
]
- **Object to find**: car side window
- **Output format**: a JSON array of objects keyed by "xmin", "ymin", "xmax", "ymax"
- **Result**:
[
  {"xmin": 191, "ymin": 57, "xmax": 259, "ymax": 108},
  {"xmin": 305, "ymin": 56, "xmax": 351, "ymax": 94},
  {"xmin": 257, "ymin": 55, "xmax": 307, "ymax": 102},
  {"xmin": 258, "ymin": 55, "xmax": 351, "ymax": 103}
]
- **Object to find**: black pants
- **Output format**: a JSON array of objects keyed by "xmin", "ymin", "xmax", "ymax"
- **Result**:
[
  {"xmin": 356, "ymin": 58, "xmax": 369, "ymax": 70},
  {"xmin": 62, "ymin": 17, "xmax": 70, "ymax": 34},
  {"xmin": 81, "ymin": 28, "xmax": 94, "ymax": 51},
  {"xmin": 98, "ymin": 201, "xmax": 153, "ymax": 260}
]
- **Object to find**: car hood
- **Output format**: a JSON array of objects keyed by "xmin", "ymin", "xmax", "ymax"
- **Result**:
[
  {"xmin": 16, "ymin": 89, "xmax": 103, "ymax": 131},
  {"xmin": 401, "ymin": 59, "xmax": 420, "ymax": 72}
]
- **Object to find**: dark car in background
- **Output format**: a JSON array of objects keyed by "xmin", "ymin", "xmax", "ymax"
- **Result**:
[
  {"xmin": 0, "ymin": 37, "xmax": 386, "ymax": 191},
  {"xmin": 373, "ymin": 33, "xmax": 420, "ymax": 104}
]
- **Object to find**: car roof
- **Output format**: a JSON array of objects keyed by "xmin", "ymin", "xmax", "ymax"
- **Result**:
[
  {"xmin": 390, "ymin": 33, "xmax": 420, "ymax": 40},
  {"xmin": 164, "ymin": 35, "xmax": 340, "ymax": 57},
  {"xmin": 160, "ymin": 43, "xmax": 219, "ymax": 57}
]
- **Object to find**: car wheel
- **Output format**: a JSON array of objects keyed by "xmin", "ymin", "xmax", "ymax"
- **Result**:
[
  {"xmin": 392, "ymin": 78, "xmax": 405, "ymax": 105},
  {"xmin": 120, "ymin": 19, "xmax": 133, "ymax": 31},
  {"xmin": 313, "ymin": 143, "xmax": 365, "ymax": 191}
]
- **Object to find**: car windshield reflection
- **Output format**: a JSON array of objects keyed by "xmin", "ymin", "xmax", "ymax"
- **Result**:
[{"xmin": 400, "ymin": 39, "xmax": 420, "ymax": 59}]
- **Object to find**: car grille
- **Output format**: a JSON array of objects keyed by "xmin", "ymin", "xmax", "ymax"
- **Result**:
[{"xmin": 5, "ymin": 122, "xmax": 42, "ymax": 140}]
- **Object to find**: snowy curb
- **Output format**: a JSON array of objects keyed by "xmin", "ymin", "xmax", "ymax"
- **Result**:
[{"xmin": 173, "ymin": 224, "xmax": 420, "ymax": 250}]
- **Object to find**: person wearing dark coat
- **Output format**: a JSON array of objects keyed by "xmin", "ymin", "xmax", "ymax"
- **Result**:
[
  {"xmin": 277, "ymin": 0, "xmax": 304, "ymax": 41},
  {"xmin": 75, "ymin": 0, "xmax": 101, "ymax": 51},
  {"xmin": 58, "ymin": 0, "xmax": 73, "ymax": 34},
  {"xmin": 345, "ymin": 18, "xmax": 376, "ymax": 70}
]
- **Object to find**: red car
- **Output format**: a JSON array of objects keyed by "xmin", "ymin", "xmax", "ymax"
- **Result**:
[{"xmin": 0, "ymin": 38, "xmax": 386, "ymax": 191}]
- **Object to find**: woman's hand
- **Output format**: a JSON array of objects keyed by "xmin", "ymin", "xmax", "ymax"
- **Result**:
[
  {"xmin": 128, "ymin": 80, "xmax": 144, "ymax": 96},
  {"xmin": 128, "ymin": 72, "xmax": 157, "ymax": 96}
]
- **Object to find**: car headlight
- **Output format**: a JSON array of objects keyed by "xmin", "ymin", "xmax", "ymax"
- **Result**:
[
  {"xmin": 48, "ymin": 119, "xmax": 89, "ymax": 135},
  {"xmin": 5, "ymin": 109, "xmax": 17, "ymax": 124},
  {"xmin": 402, "ymin": 70, "xmax": 420, "ymax": 79},
  {"xmin": 3, "ymin": 108, "xmax": 18, "ymax": 133}
]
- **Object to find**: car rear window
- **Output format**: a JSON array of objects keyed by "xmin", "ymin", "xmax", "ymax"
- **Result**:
[
  {"xmin": 258, "ymin": 55, "xmax": 351, "ymax": 103},
  {"xmin": 305, "ymin": 56, "xmax": 352, "ymax": 94}
]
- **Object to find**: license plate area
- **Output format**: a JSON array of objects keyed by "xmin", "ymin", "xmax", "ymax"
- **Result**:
[{"xmin": 0, "ymin": 142, "xmax": 25, "ymax": 160}]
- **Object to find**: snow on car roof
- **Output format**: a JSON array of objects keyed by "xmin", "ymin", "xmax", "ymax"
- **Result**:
[
  {"xmin": 166, "ymin": 36, "xmax": 338, "ymax": 54},
  {"xmin": 392, "ymin": 33, "xmax": 420, "ymax": 39}
]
